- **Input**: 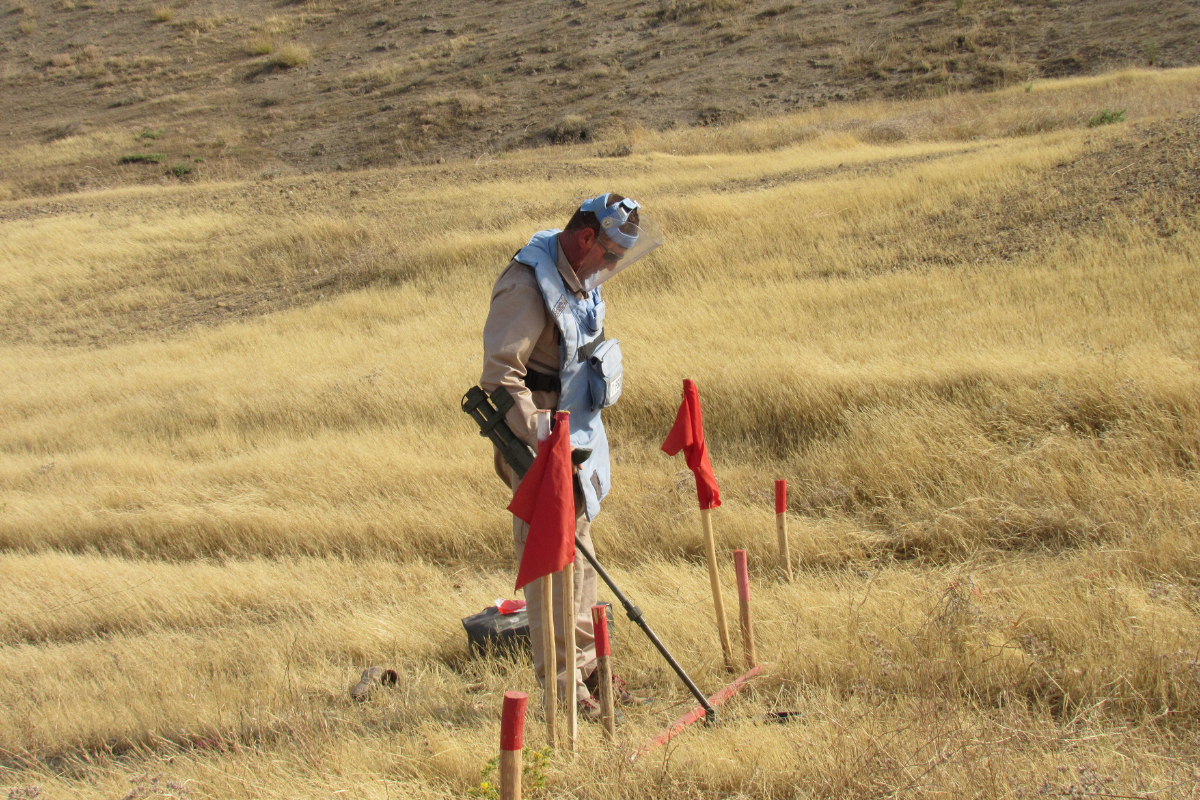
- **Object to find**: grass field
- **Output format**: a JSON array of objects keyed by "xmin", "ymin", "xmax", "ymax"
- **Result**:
[{"xmin": 1, "ymin": 67, "xmax": 1199, "ymax": 798}]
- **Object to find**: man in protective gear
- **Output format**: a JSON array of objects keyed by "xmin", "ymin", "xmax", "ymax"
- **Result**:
[{"xmin": 479, "ymin": 193, "xmax": 661, "ymax": 714}]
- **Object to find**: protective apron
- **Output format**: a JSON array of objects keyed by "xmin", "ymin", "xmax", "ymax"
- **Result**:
[{"xmin": 513, "ymin": 229, "xmax": 612, "ymax": 520}]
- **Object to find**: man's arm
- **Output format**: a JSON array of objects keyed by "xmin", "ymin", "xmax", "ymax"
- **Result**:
[{"xmin": 480, "ymin": 276, "xmax": 550, "ymax": 449}]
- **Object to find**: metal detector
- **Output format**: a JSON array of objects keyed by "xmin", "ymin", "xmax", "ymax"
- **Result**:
[{"xmin": 462, "ymin": 385, "xmax": 717, "ymax": 724}]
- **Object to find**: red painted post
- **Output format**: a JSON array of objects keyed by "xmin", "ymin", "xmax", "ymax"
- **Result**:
[
  {"xmin": 591, "ymin": 604, "xmax": 615, "ymax": 739},
  {"xmin": 734, "ymin": 550, "xmax": 757, "ymax": 669},
  {"xmin": 499, "ymin": 691, "xmax": 528, "ymax": 800},
  {"xmin": 775, "ymin": 479, "xmax": 792, "ymax": 582}
]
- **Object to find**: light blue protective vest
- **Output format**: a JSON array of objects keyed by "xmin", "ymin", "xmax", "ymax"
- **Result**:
[{"xmin": 513, "ymin": 229, "xmax": 611, "ymax": 520}]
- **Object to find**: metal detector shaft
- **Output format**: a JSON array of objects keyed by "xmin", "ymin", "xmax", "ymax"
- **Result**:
[
  {"xmin": 574, "ymin": 535, "xmax": 716, "ymax": 723},
  {"xmin": 462, "ymin": 384, "xmax": 716, "ymax": 723}
]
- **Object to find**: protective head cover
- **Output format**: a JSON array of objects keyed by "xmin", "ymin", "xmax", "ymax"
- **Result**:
[{"xmin": 577, "ymin": 193, "xmax": 663, "ymax": 291}]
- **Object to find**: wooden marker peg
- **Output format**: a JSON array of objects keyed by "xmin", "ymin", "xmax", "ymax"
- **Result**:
[
  {"xmin": 701, "ymin": 507, "xmax": 736, "ymax": 671},
  {"xmin": 775, "ymin": 480, "xmax": 792, "ymax": 582},
  {"xmin": 563, "ymin": 560, "xmax": 578, "ymax": 754},
  {"xmin": 591, "ymin": 604, "xmax": 615, "ymax": 739},
  {"xmin": 499, "ymin": 691, "xmax": 528, "ymax": 800},
  {"xmin": 540, "ymin": 577, "xmax": 557, "ymax": 750},
  {"xmin": 734, "ymin": 550, "xmax": 757, "ymax": 669}
]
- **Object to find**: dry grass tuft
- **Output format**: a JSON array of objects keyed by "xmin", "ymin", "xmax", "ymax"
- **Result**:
[
  {"xmin": 246, "ymin": 35, "xmax": 273, "ymax": 56},
  {"xmin": 268, "ymin": 42, "xmax": 310, "ymax": 69}
]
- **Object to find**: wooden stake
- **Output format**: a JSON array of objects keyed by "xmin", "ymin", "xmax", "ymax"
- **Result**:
[
  {"xmin": 733, "ymin": 549, "xmax": 757, "ymax": 669},
  {"xmin": 531, "ymin": 410, "xmax": 556, "ymax": 751},
  {"xmin": 775, "ymin": 479, "xmax": 792, "ymax": 582},
  {"xmin": 563, "ymin": 560, "xmax": 577, "ymax": 754},
  {"xmin": 700, "ymin": 507, "xmax": 735, "ymax": 671},
  {"xmin": 591, "ymin": 604, "xmax": 615, "ymax": 740},
  {"xmin": 499, "ymin": 691, "xmax": 528, "ymax": 800},
  {"xmin": 540, "ymin": 576, "xmax": 557, "ymax": 750}
]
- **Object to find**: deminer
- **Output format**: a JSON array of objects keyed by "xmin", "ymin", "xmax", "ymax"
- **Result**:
[{"xmin": 480, "ymin": 193, "xmax": 662, "ymax": 719}]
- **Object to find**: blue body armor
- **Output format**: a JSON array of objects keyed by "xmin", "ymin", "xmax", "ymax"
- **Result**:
[{"xmin": 513, "ymin": 230, "xmax": 622, "ymax": 521}]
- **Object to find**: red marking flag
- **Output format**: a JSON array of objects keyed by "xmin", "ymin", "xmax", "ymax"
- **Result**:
[
  {"xmin": 661, "ymin": 379, "xmax": 721, "ymax": 510},
  {"xmin": 509, "ymin": 411, "xmax": 576, "ymax": 591}
]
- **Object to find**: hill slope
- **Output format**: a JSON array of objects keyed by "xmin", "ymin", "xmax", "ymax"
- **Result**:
[{"xmin": 2, "ymin": 0, "xmax": 1199, "ymax": 196}]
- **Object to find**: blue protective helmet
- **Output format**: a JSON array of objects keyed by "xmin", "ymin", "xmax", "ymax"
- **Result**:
[
  {"xmin": 580, "ymin": 193, "xmax": 643, "ymax": 249},
  {"xmin": 572, "ymin": 193, "xmax": 663, "ymax": 291}
]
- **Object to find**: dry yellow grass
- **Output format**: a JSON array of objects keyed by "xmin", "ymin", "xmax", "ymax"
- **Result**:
[{"xmin": 1, "ymin": 67, "xmax": 1199, "ymax": 798}]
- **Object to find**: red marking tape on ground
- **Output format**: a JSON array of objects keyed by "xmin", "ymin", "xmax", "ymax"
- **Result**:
[{"xmin": 635, "ymin": 664, "xmax": 763, "ymax": 758}]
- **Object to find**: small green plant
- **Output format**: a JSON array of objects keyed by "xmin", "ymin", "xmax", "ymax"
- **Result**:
[
  {"xmin": 118, "ymin": 153, "xmax": 164, "ymax": 164},
  {"xmin": 1146, "ymin": 39, "xmax": 1158, "ymax": 66},
  {"xmin": 955, "ymin": 0, "xmax": 964, "ymax": 10},
  {"xmin": 755, "ymin": 3, "xmax": 795, "ymax": 18},
  {"xmin": 139, "ymin": 129, "xmax": 164, "ymax": 140},
  {"xmin": 152, "ymin": 5, "xmax": 172, "ymax": 22},
  {"xmin": 467, "ymin": 746, "xmax": 551, "ymax": 799},
  {"xmin": 170, "ymin": 163, "xmax": 192, "ymax": 177},
  {"xmin": 1086, "ymin": 109, "xmax": 1125, "ymax": 128},
  {"xmin": 18, "ymin": 19, "xmax": 36, "ymax": 34}
]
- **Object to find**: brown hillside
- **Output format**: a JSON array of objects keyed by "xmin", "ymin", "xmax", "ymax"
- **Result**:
[{"xmin": 1, "ymin": 0, "xmax": 1198, "ymax": 197}]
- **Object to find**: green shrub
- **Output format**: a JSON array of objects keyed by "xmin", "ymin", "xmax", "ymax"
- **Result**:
[
  {"xmin": 118, "ymin": 153, "xmax": 164, "ymax": 164},
  {"xmin": 170, "ymin": 163, "xmax": 192, "ymax": 177},
  {"xmin": 1086, "ymin": 109, "xmax": 1125, "ymax": 127}
]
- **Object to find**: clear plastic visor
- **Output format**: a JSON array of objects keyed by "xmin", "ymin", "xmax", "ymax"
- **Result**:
[{"xmin": 578, "ymin": 216, "xmax": 663, "ymax": 291}]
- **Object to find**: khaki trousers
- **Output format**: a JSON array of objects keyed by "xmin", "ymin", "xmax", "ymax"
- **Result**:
[{"xmin": 497, "ymin": 428, "xmax": 599, "ymax": 703}]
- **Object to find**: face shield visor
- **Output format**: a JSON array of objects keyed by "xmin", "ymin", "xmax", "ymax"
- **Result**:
[{"xmin": 575, "ymin": 194, "xmax": 664, "ymax": 292}]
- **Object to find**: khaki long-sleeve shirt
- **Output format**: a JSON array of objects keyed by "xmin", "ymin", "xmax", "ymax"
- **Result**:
[{"xmin": 480, "ymin": 236, "xmax": 586, "ymax": 453}]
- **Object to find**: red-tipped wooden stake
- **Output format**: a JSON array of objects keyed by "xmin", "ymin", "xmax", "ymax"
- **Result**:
[
  {"xmin": 701, "ymin": 507, "xmax": 736, "ymax": 671},
  {"xmin": 591, "ymin": 604, "xmax": 615, "ymax": 740},
  {"xmin": 534, "ymin": 412, "xmax": 557, "ymax": 752},
  {"xmin": 541, "ymin": 578, "xmax": 557, "ymax": 750},
  {"xmin": 500, "ymin": 691, "xmax": 528, "ymax": 800},
  {"xmin": 734, "ymin": 550, "xmax": 757, "ymax": 669},
  {"xmin": 775, "ymin": 480, "xmax": 792, "ymax": 582},
  {"xmin": 563, "ymin": 560, "xmax": 578, "ymax": 754}
]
